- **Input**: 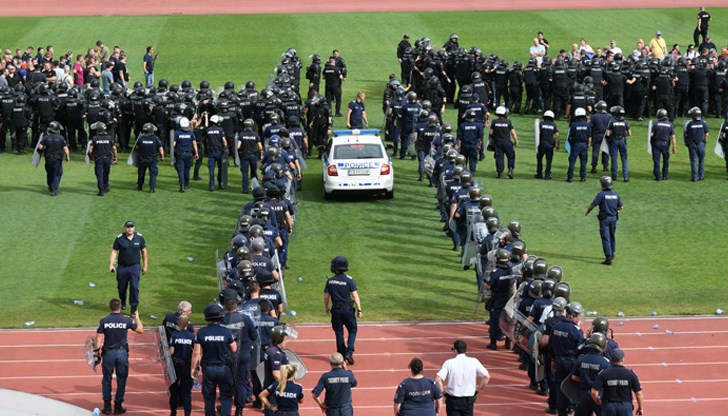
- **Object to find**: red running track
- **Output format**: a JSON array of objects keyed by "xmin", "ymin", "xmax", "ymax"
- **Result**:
[{"xmin": 1, "ymin": 317, "xmax": 728, "ymax": 415}]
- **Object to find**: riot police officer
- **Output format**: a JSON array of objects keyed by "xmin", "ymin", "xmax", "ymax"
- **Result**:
[
  {"xmin": 569, "ymin": 333, "xmax": 610, "ymax": 416},
  {"xmin": 566, "ymin": 108, "xmax": 591, "ymax": 182},
  {"xmin": 324, "ymin": 256, "xmax": 362, "ymax": 365},
  {"xmin": 135, "ymin": 123, "xmax": 164, "ymax": 193},
  {"xmin": 204, "ymin": 115, "xmax": 228, "ymax": 191},
  {"xmin": 536, "ymin": 110, "xmax": 559, "ymax": 179},
  {"xmin": 323, "ymin": 58, "xmax": 344, "ymax": 117},
  {"xmin": 456, "ymin": 109, "xmax": 483, "ymax": 174},
  {"xmin": 36, "ymin": 121, "xmax": 70, "ymax": 196},
  {"xmin": 490, "ymin": 106, "xmax": 519, "ymax": 179},
  {"xmin": 684, "ymin": 107, "xmax": 709, "ymax": 181},
  {"xmin": 585, "ymin": 176, "xmax": 624, "ymax": 265},
  {"xmin": 548, "ymin": 301, "xmax": 585, "ymax": 416},
  {"xmin": 173, "ymin": 117, "xmax": 199, "ymax": 192},
  {"xmin": 89, "ymin": 122, "xmax": 117, "ymax": 196},
  {"xmin": 650, "ymin": 109, "xmax": 676, "ymax": 180},
  {"xmin": 486, "ymin": 248, "xmax": 515, "ymax": 350},
  {"xmin": 168, "ymin": 314, "xmax": 195, "ymax": 416},
  {"xmin": 237, "ymin": 118, "xmax": 263, "ymax": 193},
  {"xmin": 591, "ymin": 349, "xmax": 644, "ymax": 416},
  {"xmin": 589, "ymin": 101, "xmax": 611, "ymax": 173},
  {"xmin": 605, "ymin": 106, "xmax": 631, "ymax": 181},
  {"xmin": 191, "ymin": 304, "xmax": 237, "ymax": 416},
  {"xmin": 220, "ymin": 297, "xmax": 258, "ymax": 416}
]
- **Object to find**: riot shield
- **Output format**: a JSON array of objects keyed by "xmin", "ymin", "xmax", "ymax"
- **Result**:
[
  {"xmin": 216, "ymin": 249, "xmax": 227, "ymax": 293},
  {"xmin": 84, "ymin": 139, "xmax": 92, "ymax": 165},
  {"xmin": 157, "ymin": 325, "xmax": 177, "ymax": 388},
  {"xmin": 599, "ymin": 134, "xmax": 609, "ymax": 155},
  {"xmin": 84, "ymin": 336, "xmax": 98, "ymax": 372},
  {"xmin": 169, "ymin": 130, "xmax": 176, "ymax": 165},
  {"xmin": 499, "ymin": 301, "xmax": 538, "ymax": 354},
  {"xmin": 127, "ymin": 136, "xmax": 140, "ymax": 167},
  {"xmin": 561, "ymin": 376, "xmax": 580, "ymax": 404},
  {"xmin": 30, "ymin": 134, "xmax": 43, "ymax": 167},
  {"xmin": 646, "ymin": 120, "xmax": 653, "ymax": 155},
  {"xmin": 233, "ymin": 133, "xmax": 241, "ymax": 167},
  {"xmin": 715, "ymin": 122, "xmax": 725, "ymax": 158},
  {"xmin": 221, "ymin": 152, "xmax": 229, "ymax": 188},
  {"xmin": 284, "ymin": 349, "xmax": 307, "ymax": 380},
  {"xmin": 534, "ymin": 118, "xmax": 540, "ymax": 150},
  {"xmin": 271, "ymin": 251, "xmax": 287, "ymax": 307},
  {"xmin": 424, "ymin": 155, "xmax": 436, "ymax": 176}
]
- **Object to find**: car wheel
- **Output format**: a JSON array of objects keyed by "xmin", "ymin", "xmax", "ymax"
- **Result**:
[{"xmin": 384, "ymin": 190, "xmax": 394, "ymax": 199}]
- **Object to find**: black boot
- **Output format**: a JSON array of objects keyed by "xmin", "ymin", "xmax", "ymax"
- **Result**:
[
  {"xmin": 179, "ymin": 185, "xmax": 185, "ymax": 193},
  {"xmin": 235, "ymin": 407, "xmax": 243, "ymax": 416},
  {"xmin": 418, "ymin": 173, "xmax": 423, "ymax": 181},
  {"xmin": 102, "ymin": 401, "xmax": 112, "ymax": 415},
  {"xmin": 486, "ymin": 341, "xmax": 497, "ymax": 350},
  {"xmin": 507, "ymin": 168, "xmax": 514, "ymax": 179},
  {"xmin": 113, "ymin": 402, "xmax": 126, "ymax": 414},
  {"xmin": 504, "ymin": 339, "xmax": 512, "ymax": 349}
]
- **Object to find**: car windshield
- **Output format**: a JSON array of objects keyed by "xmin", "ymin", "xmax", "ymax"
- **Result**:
[{"xmin": 333, "ymin": 143, "xmax": 383, "ymax": 159}]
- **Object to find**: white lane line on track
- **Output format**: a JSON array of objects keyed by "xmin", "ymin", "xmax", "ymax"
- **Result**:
[{"xmin": 0, "ymin": 343, "xmax": 157, "ymax": 348}]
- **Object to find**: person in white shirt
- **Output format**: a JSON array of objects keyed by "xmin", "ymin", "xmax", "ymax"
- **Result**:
[
  {"xmin": 435, "ymin": 340, "xmax": 490, "ymax": 416},
  {"xmin": 609, "ymin": 40, "xmax": 623, "ymax": 56}
]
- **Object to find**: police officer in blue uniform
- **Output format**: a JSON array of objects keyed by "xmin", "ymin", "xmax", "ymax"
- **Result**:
[
  {"xmin": 109, "ymin": 221, "xmax": 148, "ymax": 315},
  {"xmin": 490, "ymin": 106, "xmax": 519, "ymax": 179},
  {"xmin": 457, "ymin": 109, "xmax": 484, "ymax": 174},
  {"xmin": 191, "ymin": 303, "xmax": 238, "ymax": 416},
  {"xmin": 237, "ymin": 119, "xmax": 263, "ymax": 194},
  {"xmin": 650, "ymin": 109, "xmax": 677, "ymax": 181},
  {"xmin": 89, "ymin": 122, "xmax": 118, "ymax": 196},
  {"xmin": 263, "ymin": 326, "xmax": 291, "ymax": 415},
  {"xmin": 221, "ymin": 297, "xmax": 258, "ymax": 416},
  {"xmin": 548, "ymin": 301, "xmax": 585, "ymax": 416},
  {"xmin": 486, "ymin": 248, "xmax": 515, "ymax": 351},
  {"xmin": 37, "ymin": 121, "xmax": 70, "ymax": 196},
  {"xmin": 204, "ymin": 114, "xmax": 228, "ymax": 191},
  {"xmin": 536, "ymin": 110, "xmax": 559, "ymax": 180},
  {"xmin": 591, "ymin": 349, "xmax": 644, "ymax": 416},
  {"xmin": 135, "ymin": 123, "xmax": 164, "ymax": 193},
  {"xmin": 174, "ymin": 117, "xmax": 199, "ymax": 192},
  {"xmin": 589, "ymin": 101, "xmax": 611, "ymax": 173},
  {"xmin": 169, "ymin": 314, "xmax": 195, "ymax": 416},
  {"xmin": 399, "ymin": 92, "xmax": 422, "ymax": 159},
  {"xmin": 585, "ymin": 176, "xmax": 624, "ymax": 265},
  {"xmin": 605, "ymin": 107, "xmax": 631, "ymax": 182},
  {"xmin": 94, "ymin": 298, "xmax": 144, "ymax": 415},
  {"xmin": 570, "ymin": 333, "xmax": 610, "ymax": 416},
  {"xmin": 566, "ymin": 108, "xmax": 591, "ymax": 182},
  {"xmin": 162, "ymin": 300, "xmax": 194, "ymax": 342},
  {"xmin": 312, "ymin": 352, "xmax": 358, "ymax": 416},
  {"xmin": 590, "ymin": 317, "xmax": 620, "ymax": 360},
  {"xmin": 684, "ymin": 107, "xmax": 709, "ymax": 181},
  {"xmin": 324, "ymin": 256, "xmax": 363, "ymax": 365},
  {"xmin": 346, "ymin": 92, "xmax": 368, "ymax": 129}
]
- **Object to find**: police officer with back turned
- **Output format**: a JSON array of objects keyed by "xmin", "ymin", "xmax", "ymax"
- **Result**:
[
  {"xmin": 37, "ymin": 121, "xmax": 70, "ymax": 196},
  {"xmin": 585, "ymin": 176, "xmax": 623, "ymax": 265},
  {"xmin": 94, "ymin": 298, "xmax": 144, "ymax": 415},
  {"xmin": 136, "ymin": 123, "xmax": 164, "ymax": 193},
  {"xmin": 109, "ymin": 221, "xmax": 148, "ymax": 315},
  {"xmin": 324, "ymin": 256, "xmax": 362, "ymax": 366}
]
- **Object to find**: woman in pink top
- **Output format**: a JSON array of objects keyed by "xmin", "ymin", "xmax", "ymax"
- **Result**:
[{"xmin": 73, "ymin": 54, "xmax": 84, "ymax": 87}]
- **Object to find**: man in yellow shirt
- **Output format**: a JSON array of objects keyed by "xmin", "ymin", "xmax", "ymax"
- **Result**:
[{"xmin": 649, "ymin": 31, "xmax": 667, "ymax": 58}]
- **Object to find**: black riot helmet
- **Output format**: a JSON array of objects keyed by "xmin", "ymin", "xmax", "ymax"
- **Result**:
[
  {"xmin": 511, "ymin": 240, "xmax": 527, "ymax": 257},
  {"xmin": 199, "ymin": 80, "xmax": 211, "ymax": 90},
  {"xmin": 203, "ymin": 303, "xmax": 224, "ymax": 321},
  {"xmin": 406, "ymin": 91, "xmax": 417, "ymax": 103},
  {"xmin": 533, "ymin": 258, "xmax": 548, "ymax": 276},
  {"xmin": 480, "ymin": 194, "xmax": 493, "ymax": 207},
  {"xmin": 553, "ymin": 282, "xmax": 571, "ymax": 301},
  {"xmin": 181, "ymin": 79, "xmax": 192, "ymax": 89},
  {"xmin": 592, "ymin": 316, "xmax": 610, "ymax": 334},
  {"xmin": 47, "ymin": 121, "xmax": 64, "ymax": 134},
  {"xmin": 546, "ymin": 266, "xmax": 563, "ymax": 282},
  {"xmin": 224, "ymin": 81, "xmax": 235, "ymax": 91},
  {"xmin": 330, "ymin": 256, "xmax": 349, "ymax": 273},
  {"xmin": 158, "ymin": 79, "xmax": 169, "ymax": 89},
  {"xmin": 586, "ymin": 333, "xmax": 607, "ymax": 353},
  {"xmin": 496, "ymin": 248, "xmax": 510, "ymax": 265},
  {"xmin": 459, "ymin": 170, "xmax": 473, "ymax": 185},
  {"xmin": 541, "ymin": 279, "xmax": 556, "ymax": 297},
  {"xmin": 507, "ymin": 221, "xmax": 521, "ymax": 236},
  {"xmin": 600, "ymin": 175, "xmax": 613, "ymax": 190},
  {"xmin": 485, "ymin": 216, "xmax": 500, "ymax": 233},
  {"xmin": 468, "ymin": 187, "xmax": 481, "ymax": 200}
]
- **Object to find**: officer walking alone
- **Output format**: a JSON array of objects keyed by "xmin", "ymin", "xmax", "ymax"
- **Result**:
[
  {"xmin": 36, "ymin": 121, "xmax": 70, "ymax": 196},
  {"xmin": 94, "ymin": 298, "xmax": 144, "ymax": 415},
  {"xmin": 109, "ymin": 221, "xmax": 148, "ymax": 314},
  {"xmin": 324, "ymin": 256, "xmax": 362, "ymax": 365},
  {"xmin": 585, "ymin": 177, "xmax": 623, "ymax": 265},
  {"xmin": 135, "ymin": 123, "xmax": 164, "ymax": 193}
]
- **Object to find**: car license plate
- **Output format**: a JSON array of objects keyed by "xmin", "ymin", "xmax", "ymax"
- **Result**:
[{"xmin": 348, "ymin": 169, "xmax": 370, "ymax": 176}]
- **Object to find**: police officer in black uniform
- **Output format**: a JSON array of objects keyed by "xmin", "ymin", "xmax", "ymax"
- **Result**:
[
  {"xmin": 589, "ymin": 101, "xmax": 611, "ymax": 173},
  {"xmin": 490, "ymin": 106, "xmax": 519, "ymax": 179},
  {"xmin": 536, "ymin": 110, "xmax": 559, "ymax": 180},
  {"xmin": 650, "ymin": 109, "xmax": 676, "ymax": 180},
  {"xmin": 548, "ymin": 301, "xmax": 585, "ymax": 416},
  {"xmin": 204, "ymin": 114, "xmax": 228, "ymax": 191},
  {"xmin": 306, "ymin": 54, "xmax": 322, "ymax": 99},
  {"xmin": 486, "ymin": 248, "xmax": 515, "ymax": 350},
  {"xmin": 173, "ymin": 117, "xmax": 199, "ymax": 192},
  {"xmin": 312, "ymin": 352, "xmax": 358, "ymax": 416},
  {"xmin": 163, "ymin": 301, "xmax": 194, "ymax": 342},
  {"xmin": 109, "ymin": 221, "xmax": 148, "ymax": 314},
  {"xmin": 684, "ymin": 107, "xmax": 709, "ymax": 181},
  {"xmin": 89, "ymin": 122, "xmax": 118, "ymax": 196},
  {"xmin": 135, "ymin": 123, "xmax": 164, "ymax": 193},
  {"xmin": 169, "ymin": 314, "xmax": 195, "ymax": 416},
  {"xmin": 456, "ymin": 109, "xmax": 483, "ymax": 174},
  {"xmin": 324, "ymin": 256, "xmax": 363, "ymax": 366},
  {"xmin": 11, "ymin": 94, "xmax": 30, "ymax": 153},
  {"xmin": 192, "ymin": 303, "xmax": 238, "ymax": 416},
  {"xmin": 605, "ymin": 107, "xmax": 631, "ymax": 182},
  {"xmin": 323, "ymin": 58, "xmax": 344, "ymax": 117},
  {"xmin": 37, "ymin": 121, "xmax": 70, "ymax": 196},
  {"xmin": 237, "ymin": 118, "xmax": 263, "ymax": 193},
  {"xmin": 591, "ymin": 349, "xmax": 644, "ymax": 416},
  {"xmin": 585, "ymin": 176, "xmax": 624, "ymax": 265},
  {"xmin": 94, "ymin": 298, "xmax": 144, "ymax": 415},
  {"xmin": 569, "ymin": 333, "xmax": 610, "ymax": 416}
]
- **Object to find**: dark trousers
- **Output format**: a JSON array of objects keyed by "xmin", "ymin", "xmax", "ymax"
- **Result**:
[
  {"xmin": 0, "ymin": 119, "xmax": 10, "ymax": 151},
  {"xmin": 169, "ymin": 363, "xmax": 193, "ymax": 415},
  {"xmin": 591, "ymin": 140, "xmax": 609, "ymax": 170},
  {"xmin": 202, "ymin": 366, "xmax": 234, "ymax": 416},
  {"xmin": 102, "ymin": 348, "xmax": 129, "ymax": 404},
  {"xmin": 94, "ymin": 157, "xmax": 112, "ymax": 190},
  {"xmin": 494, "ymin": 140, "xmax": 515, "ymax": 174},
  {"xmin": 207, "ymin": 150, "xmax": 223, "ymax": 189},
  {"xmin": 536, "ymin": 143, "xmax": 554, "ymax": 178},
  {"xmin": 609, "ymin": 139, "xmax": 628, "ymax": 180},
  {"xmin": 567, "ymin": 142, "xmax": 588, "ymax": 180},
  {"xmin": 15, "ymin": 125, "xmax": 28, "ymax": 150},
  {"xmin": 331, "ymin": 307, "xmax": 357, "ymax": 357},
  {"xmin": 67, "ymin": 119, "xmax": 87, "ymax": 150},
  {"xmin": 117, "ymin": 264, "xmax": 141, "ymax": 309},
  {"xmin": 326, "ymin": 84, "xmax": 342, "ymax": 114},
  {"xmin": 488, "ymin": 297, "xmax": 507, "ymax": 341},
  {"xmin": 461, "ymin": 145, "xmax": 479, "ymax": 174},
  {"xmin": 694, "ymin": 27, "xmax": 708, "ymax": 47},
  {"xmin": 44, "ymin": 158, "xmax": 63, "ymax": 191},
  {"xmin": 444, "ymin": 393, "xmax": 474, "ymax": 416},
  {"xmin": 555, "ymin": 360, "xmax": 575, "ymax": 416},
  {"xmin": 575, "ymin": 391, "xmax": 601, "ymax": 416},
  {"xmin": 137, "ymin": 159, "xmax": 159, "ymax": 189},
  {"xmin": 688, "ymin": 141, "xmax": 706, "ymax": 180},
  {"xmin": 599, "ymin": 216, "xmax": 618, "ymax": 258},
  {"xmin": 651, "ymin": 141, "xmax": 670, "ymax": 179},
  {"xmin": 240, "ymin": 153, "xmax": 259, "ymax": 192},
  {"xmin": 325, "ymin": 404, "xmax": 354, "ymax": 416},
  {"xmin": 601, "ymin": 401, "xmax": 633, "ymax": 416},
  {"xmin": 234, "ymin": 354, "xmax": 251, "ymax": 408},
  {"xmin": 175, "ymin": 153, "xmax": 193, "ymax": 186}
]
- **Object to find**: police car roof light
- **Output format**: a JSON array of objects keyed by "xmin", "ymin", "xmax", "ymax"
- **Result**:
[{"xmin": 333, "ymin": 129, "xmax": 380, "ymax": 137}]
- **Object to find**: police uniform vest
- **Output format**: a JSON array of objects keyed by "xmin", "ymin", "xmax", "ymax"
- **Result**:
[
  {"xmin": 654, "ymin": 75, "xmax": 672, "ymax": 98},
  {"xmin": 87, "ymin": 101, "xmax": 101, "ymax": 123},
  {"xmin": 571, "ymin": 95, "xmax": 587, "ymax": 112},
  {"xmin": 539, "ymin": 120, "xmax": 558, "ymax": 145},
  {"xmin": 418, "ymin": 126, "xmax": 440, "ymax": 151},
  {"xmin": 1, "ymin": 95, "xmax": 15, "ymax": 119},
  {"xmin": 675, "ymin": 66, "xmax": 689, "ymax": 87},
  {"xmin": 35, "ymin": 95, "xmax": 55, "ymax": 117},
  {"xmin": 524, "ymin": 66, "xmax": 538, "ymax": 85},
  {"xmin": 205, "ymin": 126, "xmax": 225, "ymax": 153},
  {"xmin": 488, "ymin": 265, "xmax": 514, "ymax": 297},
  {"xmin": 175, "ymin": 131, "xmax": 195, "ymax": 154},
  {"xmin": 608, "ymin": 119, "xmax": 629, "ymax": 139},
  {"xmin": 491, "ymin": 117, "xmax": 512, "ymax": 142},
  {"xmin": 98, "ymin": 312, "xmax": 137, "ymax": 351},
  {"xmin": 494, "ymin": 67, "xmax": 508, "ymax": 85},
  {"xmin": 685, "ymin": 120, "xmax": 708, "ymax": 144},
  {"xmin": 138, "ymin": 135, "xmax": 162, "ymax": 160},
  {"xmin": 11, "ymin": 104, "xmax": 28, "ymax": 127},
  {"xmin": 170, "ymin": 330, "xmax": 195, "ymax": 365},
  {"xmin": 399, "ymin": 103, "xmax": 421, "ymax": 125},
  {"xmin": 539, "ymin": 67, "xmax": 552, "ymax": 86},
  {"xmin": 458, "ymin": 121, "xmax": 482, "ymax": 146},
  {"xmin": 325, "ymin": 273, "xmax": 357, "ymax": 308},
  {"xmin": 607, "ymin": 72, "xmax": 625, "ymax": 94},
  {"xmin": 652, "ymin": 121, "xmax": 674, "ymax": 142},
  {"xmin": 43, "ymin": 134, "xmax": 67, "ymax": 160},
  {"xmin": 268, "ymin": 199, "xmax": 289, "ymax": 228},
  {"xmin": 569, "ymin": 120, "xmax": 591, "ymax": 143},
  {"xmin": 238, "ymin": 130, "xmax": 261, "ymax": 155},
  {"xmin": 92, "ymin": 134, "xmax": 115, "ymax": 158},
  {"xmin": 323, "ymin": 64, "xmax": 341, "ymax": 85},
  {"xmin": 196, "ymin": 323, "xmax": 234, "ymax": 367}
]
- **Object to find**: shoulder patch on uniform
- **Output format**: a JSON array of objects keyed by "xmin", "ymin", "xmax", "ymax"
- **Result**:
[
  {"xmin": 136, "ymin": 233, "xmax": 143, "ymax": 237},
  {"xmin": 345, "ymin": 274, "xmax": 353, "ymax": 280},
  {"xmin": 116, "ymin": 233, "xmax": 123, "ymax": 238}
]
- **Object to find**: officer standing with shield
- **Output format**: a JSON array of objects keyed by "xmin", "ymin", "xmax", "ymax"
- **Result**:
[
  {"xmin": 191, "ymin": 304, "xmax": 237, "ymax": 416},
  {"xmin": 94, "ymin": 298, "xmax": 144, "ymax": 415},
  {"xmin": 36, "ymin": 121, "xmax": 70, "ymax": 196},
  {"xmin": 324, "ymin": 256, "xmax": 362, "ymax": 365},
  {"xmin": 585, "ymin": 177, "xmax": 623, "ymax": 265},
  {"xmin": 168, "ymin": 314, "xmax": 195, "ymax": 416},
  {"xmin": 135, "ymin": 123, "xmax": 164, "ymax": 193},
  {"xmin": 535, "ymin": 110, "xmax": 559, "ymax": 180},
  {"xmin": 569, "ymin": 333, "xmax": 610, "ymax": 416}
]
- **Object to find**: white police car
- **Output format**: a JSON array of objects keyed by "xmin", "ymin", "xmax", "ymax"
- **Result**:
[{"xmin": 323, "ymin": 129, "xmax": 394, "ymax": 199}]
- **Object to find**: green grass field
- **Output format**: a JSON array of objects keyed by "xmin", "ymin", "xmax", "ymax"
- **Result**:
[{"xmin": 1, "ymin": 8, "xmax": 727, "ymax": 328}]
